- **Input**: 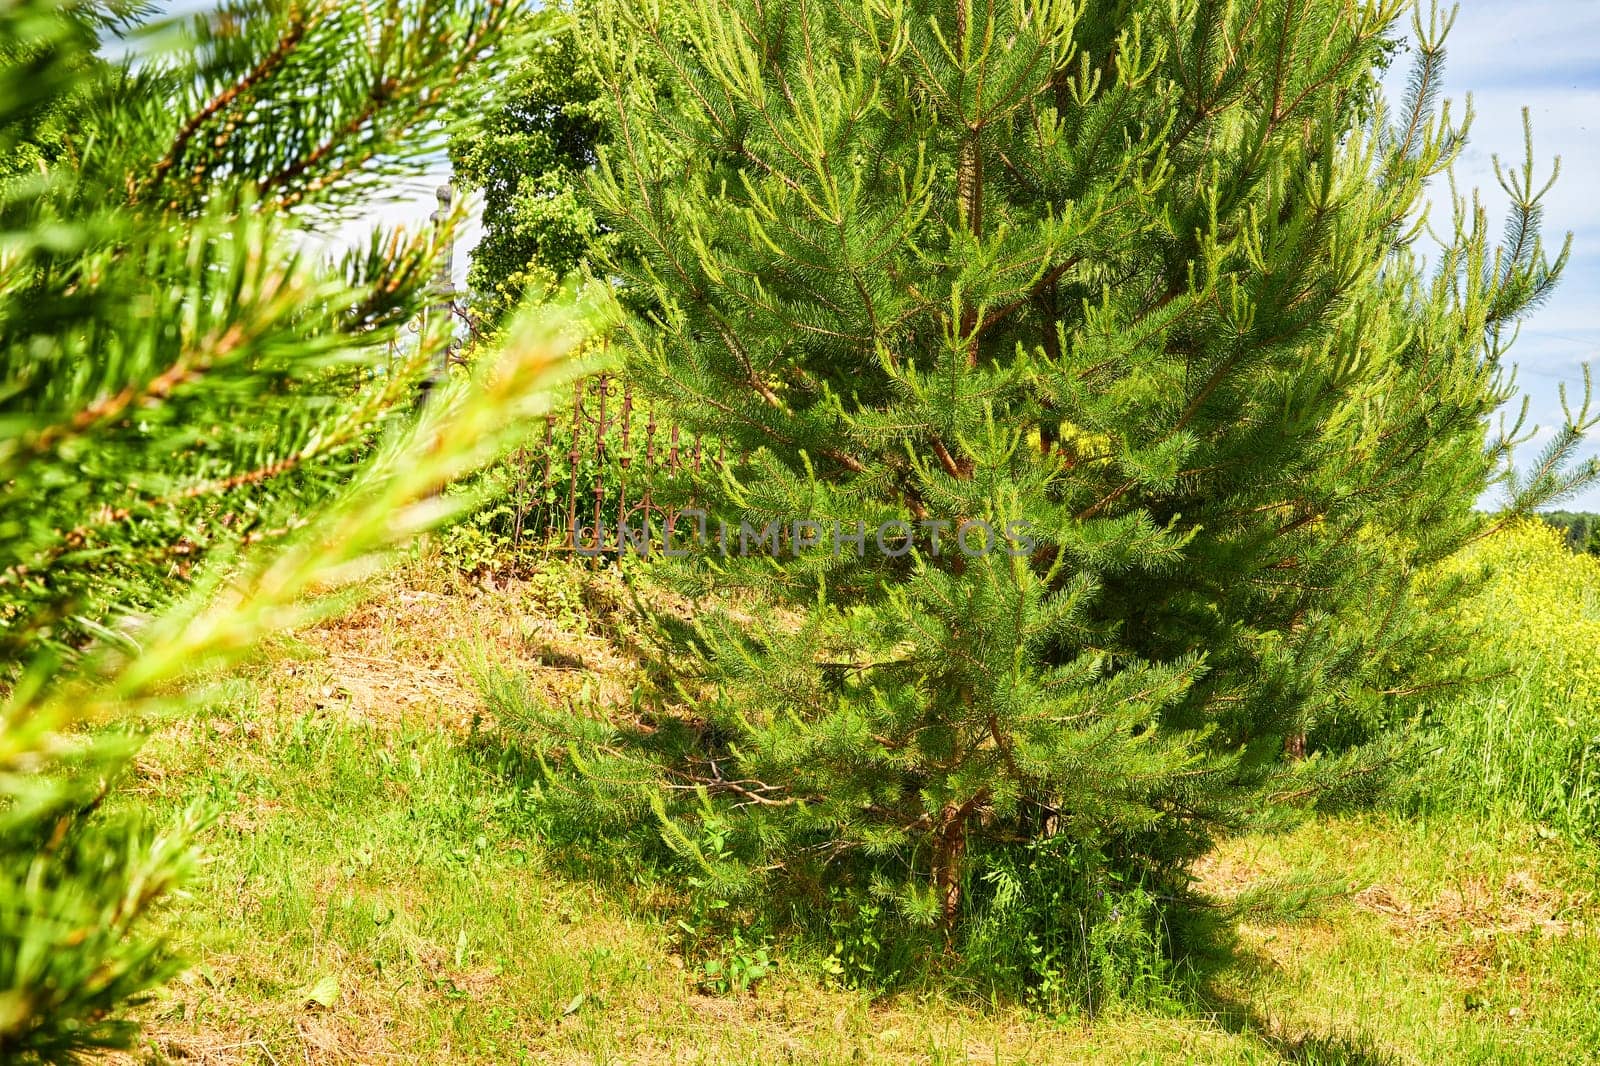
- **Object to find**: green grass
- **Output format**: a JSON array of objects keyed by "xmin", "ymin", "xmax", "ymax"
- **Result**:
[
  {"xmin": 1205, "ymin": 813, "xmax": 1600, "ymax": 1064},
  {"xmin": 104, "ymin": 552, "xmax": 1600, "ymax": 1065}
]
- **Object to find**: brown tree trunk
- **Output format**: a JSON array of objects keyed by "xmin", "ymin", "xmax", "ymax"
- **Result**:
[
  {"xmin": 933, "ymin": 804, "xmax": 966, "ymax": 927},
  {"xmin": 932, "ymin": 790, "xmax": 989, "ymax": 930}
]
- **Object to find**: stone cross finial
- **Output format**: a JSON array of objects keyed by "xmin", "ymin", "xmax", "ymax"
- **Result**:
[
  {"xmin": 431, "ymin": 184, "xmax": 455, "ymax": 299},
  {"xmin": 417, "ymin": 183, "xmax": 457, "ymax": 408}
]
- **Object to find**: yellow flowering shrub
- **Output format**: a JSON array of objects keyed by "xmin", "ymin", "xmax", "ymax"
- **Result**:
[{"xmin": 1420, "ymin": 520, "xmax": 1600, "ymax": 834}]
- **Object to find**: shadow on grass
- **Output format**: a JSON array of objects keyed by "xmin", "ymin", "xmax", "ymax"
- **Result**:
[
  {"xmin": 1171, "ymin": 932, "xmax": 1396, "ymax": 1066},
  {"xmin": 1197, "ymin": 990, "xmax": 1396, "ymax": 1065}
]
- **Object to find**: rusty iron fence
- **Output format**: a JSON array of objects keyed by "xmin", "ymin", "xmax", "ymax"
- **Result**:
[
  {"xmin": 503, "ymin": 371, "xmax": 719, "ymax": 554},
  {"xmin": 413, "ymin": 186, "xmax": 716, "ymax": 555}
]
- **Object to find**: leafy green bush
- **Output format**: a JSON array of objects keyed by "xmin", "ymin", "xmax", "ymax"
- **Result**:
[
  {"xmin": 809, "ymin": 834, "xmax": 1177, "ymax": 1012},
  {"xmin": 958, "ymin": 839, "xmax": 1175, "ymax": 1016}
]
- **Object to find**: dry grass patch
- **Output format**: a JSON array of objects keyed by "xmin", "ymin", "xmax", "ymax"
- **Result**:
[{"xmin": 238, "ymin": 552, "xmax": 646, "ymax": 735}]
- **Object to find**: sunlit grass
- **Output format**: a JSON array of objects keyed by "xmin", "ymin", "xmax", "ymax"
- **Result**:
[{"xmin": 106, "ymin": 553, "xmax": 1600, "ymax": 1065}]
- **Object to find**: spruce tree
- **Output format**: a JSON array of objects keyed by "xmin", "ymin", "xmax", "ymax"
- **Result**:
[
  {"xmin": 0, "ymin": 1, "xmax": 596, "ymax": 1057},
  {"xmin": 573, "ymin": 0, "xmax": 1596, "ymax": 971}
]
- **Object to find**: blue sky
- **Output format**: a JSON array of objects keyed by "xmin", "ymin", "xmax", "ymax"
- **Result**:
[{"xmin": 1379, "ymin": 0, "xmax": 1600, "ymax": 508}]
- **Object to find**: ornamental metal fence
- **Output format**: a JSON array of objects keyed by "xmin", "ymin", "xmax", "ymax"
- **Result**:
[
  {"xmin": 504, "ymin": 371, "xmax": 718, "ymax": 554},
  {"xmin": 418, "ymin": 185, "xmax": 713, "ymax": 556}
]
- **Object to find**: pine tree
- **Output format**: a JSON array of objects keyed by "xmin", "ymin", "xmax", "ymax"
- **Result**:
[
  {"xmin": 572, "ymin": 0, "xmax": 1597, "ymax": 975},
  {"xmin": 0, "ymin": 1, "xmax": 598, "ymax": 1057}
]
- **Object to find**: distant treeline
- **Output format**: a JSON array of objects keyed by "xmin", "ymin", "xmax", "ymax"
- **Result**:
[{"xmin": 1539, "ymin": 512, "xmax": 1600, "ymax": 555}]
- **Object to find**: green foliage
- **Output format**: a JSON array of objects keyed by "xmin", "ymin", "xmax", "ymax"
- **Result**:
[
  {"xmin": 0, "ymin": 0, "xmax": 124, "ymax": 183},
  {"xmin": 449, "ymin": 1, "xmax": 615, "ymax": 321},
  {"xmin": 0, "ymin": 792, "xmax": 206, "ymax": 1060},
  {"xmin": 1538, "ymin": 510, "xmax": 1600, "ymax": 555},
  {"xmin": 808, "ymin": 837, "xmax": 1173, "ymax": 1013},
  {"xmin": 678, "ymin": 839, "xmax": 778, "ymax": 995},
  {"xmin": 3, "ymin": 0, "xmax": 522, "ymax": 658},
  {"xmin": 817, "ymin": 889, "xmax": 920, "ymax": 991},
  {"xmin": 531, "ymin": 0, "xmax": 1600, "ymax": 1001},
  {"xmin": 959, "ymin": 838, "xmax": 1174, "ymax": 1016},
  {"xmin": 0, "ymin": 0, "xmax": 605, "ymax": 1058}
]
